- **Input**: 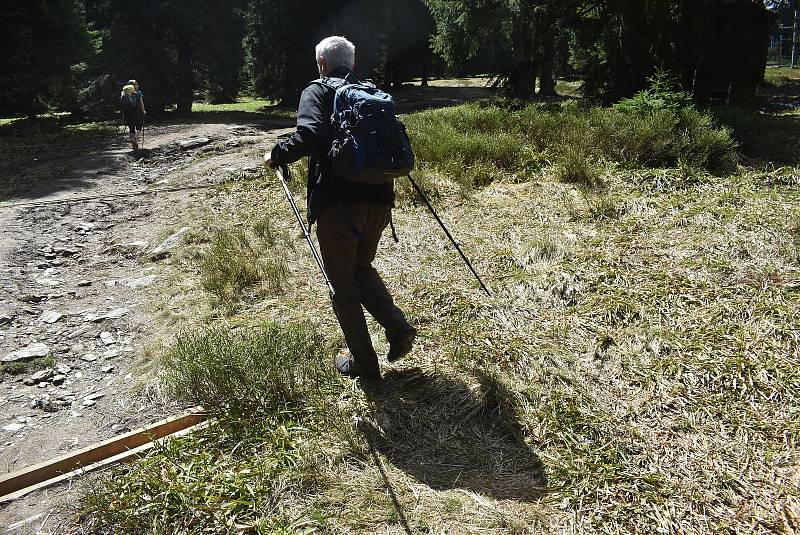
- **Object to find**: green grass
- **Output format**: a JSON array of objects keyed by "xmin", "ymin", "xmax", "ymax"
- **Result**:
[
  {"xmin": 191, "ymin": 97, "xmax": 278, "ymax": 114},
  {"xmin": 161, "ymin": 321, "xmax": 339, "ymax": 418},
  {"xmin": 402, "ymin": 95, "xmax": 737, "ymax": 199},
  {"xmin": 0, "ymin": 355, "xmax": 55, "ymax": 375},
  {"xmin": 197, "ymin": 220, "xmax": 289, "ymax": 315},
  {"xmin": 763, "ymin": 66, "xmax": 800, "ymax": 88}
]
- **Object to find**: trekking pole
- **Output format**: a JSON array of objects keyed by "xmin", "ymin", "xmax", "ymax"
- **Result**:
[
  {"xmin": 275, "ymin": 164, "xmax": 336, "ymax": 297},
  {"xmin": 406, "ymin": 174, "xmax": 491, "ymax": 297}
]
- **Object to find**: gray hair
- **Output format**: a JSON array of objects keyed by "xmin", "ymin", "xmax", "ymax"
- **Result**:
[{"xmin": 315, "ymin": 36, "xmax": 355, "ymax": 70}]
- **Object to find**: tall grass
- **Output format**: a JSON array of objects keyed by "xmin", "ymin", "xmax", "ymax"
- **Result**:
[
  {"xmin": 199, "ymin": 221, "xmax": 288, "ymax": 315},
  {"xmin": 162, "ymin": 321, "xmax": 338, "ymax": 417},
  {"xmin": 403, "ymin": 91, "xmax": 738, "ymax": 196}
]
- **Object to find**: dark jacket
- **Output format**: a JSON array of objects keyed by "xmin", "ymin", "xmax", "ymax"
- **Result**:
[{"xmin": 270, "ymin": 67, "xmax": 394, "ymax": 224}]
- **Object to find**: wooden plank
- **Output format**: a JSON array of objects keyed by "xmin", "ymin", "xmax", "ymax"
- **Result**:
[
  {"xmin": 0, "ymin": 420, "xmax": 208, "ymax": 504},
  {"xmin": 0, "ymin": 409, "xmax": 207, "ymax": 500}
]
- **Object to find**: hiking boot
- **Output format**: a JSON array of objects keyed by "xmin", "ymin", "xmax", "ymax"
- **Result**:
[
  {"xmin": 335, "ymin": 354, "xmax": 381, "ymax": 381},
  {"xmin": 387, "ymin": 324, "xmax": 417, "ymax": 363}
]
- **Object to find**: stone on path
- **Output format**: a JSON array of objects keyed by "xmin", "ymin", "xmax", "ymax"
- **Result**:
[
  {"xmin": 30, "ymin": 369, "xmax": 54, "ymax": 382},
  {"xmin": 177, "ymin": 137, "xmax": 211, "ymax": 150},
  {"xmin": 100, "ymin": 332, "xmax": 115, "ymax": 345},
  {"xmin": 150, "ymin": 227, "xmax": 190, "ymax": 258},
  {"xmin": 40, "ymin": 311, "xmax": 63, "ymax": 324},
  {"xmin": 2, "ymin": 343, "xmax": 50, "ymax": 363},
  {"xmin": 2, "ymin": 423, "xmax": 25, "ymax": 433},
  {"xmin": 123, "ymin": 275, "xmax": 156, "ymax": 288},
  {"xmin": 81, "ymin": 353, "xmax": 98, "ymax": 362}
]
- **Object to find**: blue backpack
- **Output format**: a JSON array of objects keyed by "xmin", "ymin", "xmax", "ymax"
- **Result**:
[{"xmin": 321, "ymin": 77, "xmax": 414, "ymax": 184}]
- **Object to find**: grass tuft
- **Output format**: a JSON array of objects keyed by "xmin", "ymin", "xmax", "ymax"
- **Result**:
[
  {"xmin": 162, "ymin": 321, "xmax": 338, "ymax": 418},
  {"xmin": 199, "ymin": 223, "xmax": 288, "ymax": 315}
]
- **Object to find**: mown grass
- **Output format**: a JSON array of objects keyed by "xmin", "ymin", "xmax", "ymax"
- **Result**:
[{"xmin": 81, "ymin": 80, "xmax": 800, "ymax": 534}]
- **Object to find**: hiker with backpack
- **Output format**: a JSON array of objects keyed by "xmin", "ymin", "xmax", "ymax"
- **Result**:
[
  {"xmin": 120, "ymin": 79, "xmax": 146, "ymax": 150},
  {"xmin": 264, "ymin": 36, "xmax": 416, "ymax": 382}
]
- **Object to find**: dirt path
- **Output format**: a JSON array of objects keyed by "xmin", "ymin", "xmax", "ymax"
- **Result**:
[{"xmin": 0, "ymin": 119, "xmax": 288, "ymax": 533}]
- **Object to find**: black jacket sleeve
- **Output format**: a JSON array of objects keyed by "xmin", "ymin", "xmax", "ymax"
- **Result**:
[{"xmin": 270, "ymin": 83, "xmax": 329, "ymax": 165}]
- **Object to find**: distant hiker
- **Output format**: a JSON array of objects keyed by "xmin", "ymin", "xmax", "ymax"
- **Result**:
[
  {"xmin": 264, "ymin": 36, "xmax": 416, "ymax": 381},
  {"xmin": 120, "ymin": 79, "xmax": 146, "ymax": 150}
]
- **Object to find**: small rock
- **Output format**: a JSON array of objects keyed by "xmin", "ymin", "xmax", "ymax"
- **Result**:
[
  {"xmin": 85, "ymin": 392, "xmax": 105, "ymax": 401},
  {"xmin": 81, "ymin": 353, "xmax": 98, "ymax": 362},
  {"xmin": 101, "ymin": 365, "xmax": 115, "ymax": 374},
  {"xmin": 99, "ymin": 332, "xmax": 115, "ymax": 345},
  {"xmin": 30, "ymin": 369, "xmax": 54, "ymax": 382},
  {"xmin": 77, "ymin": 280, "xmax": 92, "ymax": 287},
  {"xmin": 39, "ymin": 311, "xmax": 63, "ymax": 324},
  {"xmin": 0, "ymin": 314, "xmax": 12, "ymax": 325},
  {"xmin": 68, "ymin": 325, "xmax": 94, "ymax": 339},
  {"xmin": 81, "ymin": 399, "xmax": 96, "ymax": 407},
  {"xmin": 150, "ymin": 228, "xmax": 190, "ymax": 258},
  {"xmin": 51, "ymin": 374, "xmax": 66, "ymax": 386},
  {"xmin": 123, "ymin": 275, "xmax": 156, "ymax": 288},
  {"xmin": 37, "ymin": 382, "xmax": 48, "ymax": 388},
  {"xmin": 56, "ymin": 364, "xmax": 71, "ymax": 375},
  {"xmin": 104, "ymin": 280, "xmax": 118, "ymax": 287},
  {"xmin": 2, "ymin": 343, "xmax": 50, "ymax": 363},
  {"xmin": 2, "ymin": 423, "xmax": 25, "ymax": 432},
  {"xmin": 53, "ymin": 247, "xmax": 79, "ymax": 257},
  {"xmin": 103, "ymin": 307, "xmax": 129, "ymax": 320},
  {"xmin": 177, "ymin": 137, "xmax": 211, "ymax": 150},
  {"xmin": 19, "ymin": 294, "xmax": 44, "ymax": 303},
  {"xmin": 23, "ymin": 378, "xmax": 35, "ymax": 386},
  {"xmin": 103, "ymin": 349, "xmax": 121, "ymax": 359},
  {"xmin": 75, "ymin": 371, "xmax": 84, "ymax": 379}
]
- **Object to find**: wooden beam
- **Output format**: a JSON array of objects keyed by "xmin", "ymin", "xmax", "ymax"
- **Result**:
[{"xmin": 0, "ymin": 409, "xmax": 207, "ymax": 502}]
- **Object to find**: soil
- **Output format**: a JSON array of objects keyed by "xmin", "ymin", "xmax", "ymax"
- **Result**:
[{"xmin": 0, "ymin": 119, "xmax": 291, "ymax": 533}]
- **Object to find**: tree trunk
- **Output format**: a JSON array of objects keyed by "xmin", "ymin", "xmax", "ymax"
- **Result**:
[
  {"xmin": 509, "ymin": 13, "xmax": 537, "ymax": 99},
  {"xmin": 176, "ymin": 31, "xmax": 193, "ymax": 115},
  {"xmin": 539, "ymin": 62, "xmax": 556, "ymax": 96},
  {"xmin": 614, "ymin": 0, "xmax": 649, "ymax": 99}
]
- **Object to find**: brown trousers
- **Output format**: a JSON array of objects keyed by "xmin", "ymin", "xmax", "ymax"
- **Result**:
[{"xmin": 316, "ymin": 203, "xmax": 408, "ymax": 375}]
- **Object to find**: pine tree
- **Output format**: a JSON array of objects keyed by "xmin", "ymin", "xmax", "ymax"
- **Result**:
[{"xmin": 0, "ymin": 0, "xmax": 91, "ymax": 117}]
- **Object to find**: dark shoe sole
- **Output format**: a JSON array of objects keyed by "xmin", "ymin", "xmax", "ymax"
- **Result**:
[
  {"xmin": 335, "ymin": 354, "xmax": 380, "ymax": 380},
  {"xmin": 387, "ymin": 327, "xmax": 417, "ymax": 363}
]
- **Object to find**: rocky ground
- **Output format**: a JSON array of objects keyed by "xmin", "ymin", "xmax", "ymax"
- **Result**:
[{"xmin": 0, "ymin": 118, "xmax": 290, "ymax": 533}]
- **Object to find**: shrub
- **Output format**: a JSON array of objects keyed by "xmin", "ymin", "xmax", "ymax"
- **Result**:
[{"xmin": 162, "ymin": 321, "xmax": 338, "ymax": 418}]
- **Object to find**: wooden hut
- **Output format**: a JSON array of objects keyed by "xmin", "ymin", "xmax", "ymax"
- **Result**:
[{"xmin": 693, "ymin": 0, "xmax": 778, "ymax": 102}]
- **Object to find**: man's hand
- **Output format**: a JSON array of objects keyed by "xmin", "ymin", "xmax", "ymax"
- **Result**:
[{"xmin": 263, "ymin": 151, "xmax": 274, "ymax": 171}]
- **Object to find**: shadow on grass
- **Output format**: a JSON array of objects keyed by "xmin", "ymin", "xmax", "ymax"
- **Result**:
[
  {"xmin": 712, "ymin": 106, "xmax": 800, "ymax": 165},
  {"xmin": 361, "ymin": 367, "xmax": 546, "ymax": 502}
]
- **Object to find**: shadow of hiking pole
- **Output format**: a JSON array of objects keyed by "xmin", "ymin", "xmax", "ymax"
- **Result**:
[
  {"xmin": 360, "ymin": 367, "xmax": 547, "ymax": 502},
  {"xmin": 368, "ymin": 437, "xmax": 415, "ymax": 535}
]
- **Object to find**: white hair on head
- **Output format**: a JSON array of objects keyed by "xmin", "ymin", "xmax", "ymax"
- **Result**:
[{"xmin": 315, "ymin": 36, "xmax": 355, "ymax": 71}]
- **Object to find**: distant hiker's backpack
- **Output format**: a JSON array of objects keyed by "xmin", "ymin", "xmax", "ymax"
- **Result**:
[
  {"xmin": 322, "ymin": 77, "xmax": 414, "ymax": 184},
  {"xmin": 120, "ymin": 87, "xmax": 138, "ymax": 113}
]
